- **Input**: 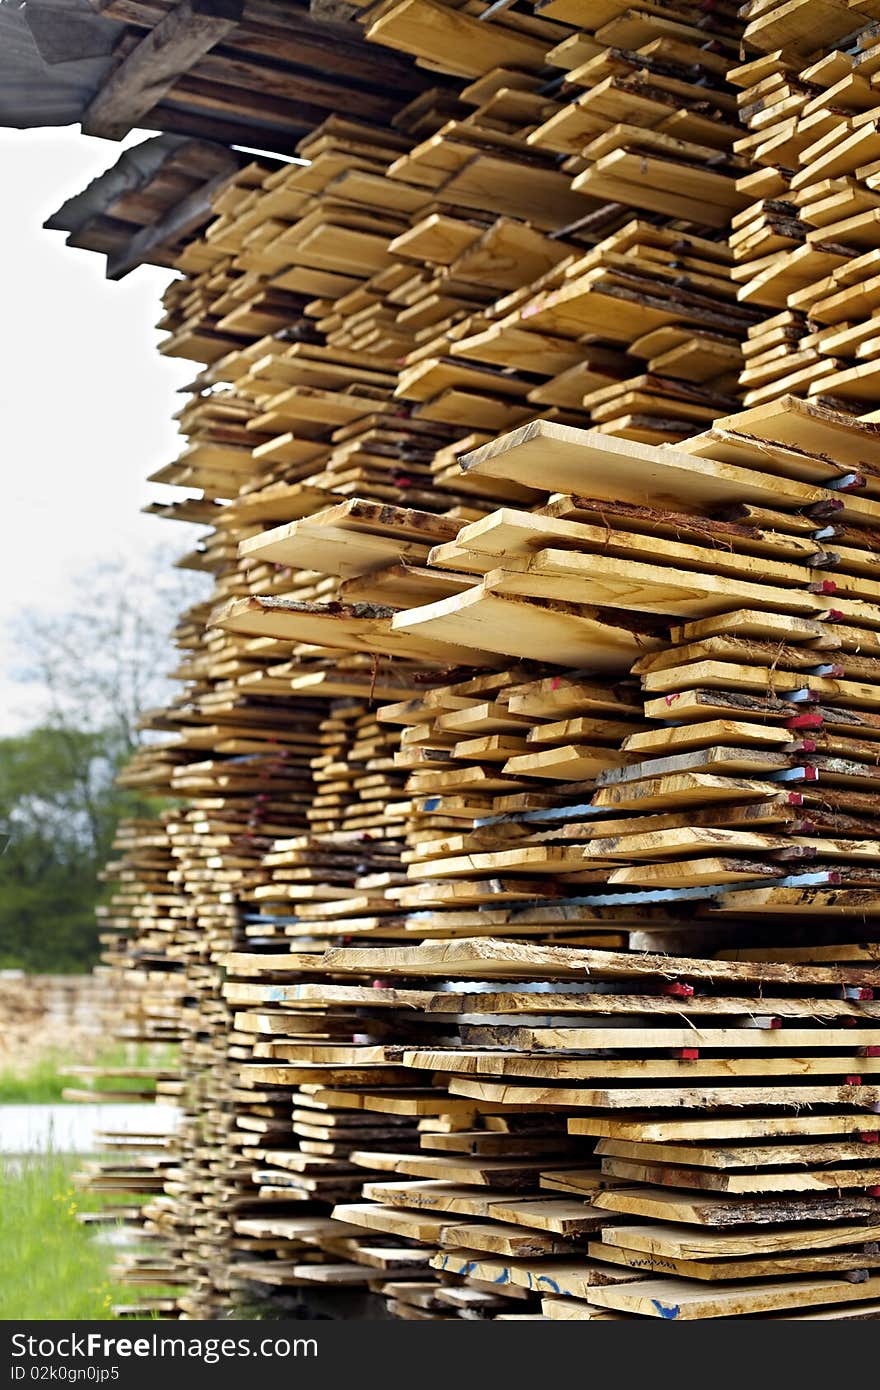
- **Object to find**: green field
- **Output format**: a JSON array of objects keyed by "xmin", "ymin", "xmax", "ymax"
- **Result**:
[
  {"xmin": 0, "ymin": 1053, "xmax": 71, "ymax": 1103},
  {"xmin": 0, "ymin": 1150, "xmax": 176, "ymax": 1320},
  {"xmin": 0, "ymin": 1152, "xmax": 124, "ymax": 1319},
  {"xmin": 0, "ymin": 1043, "xmax": 178, "ymax": 1104}
]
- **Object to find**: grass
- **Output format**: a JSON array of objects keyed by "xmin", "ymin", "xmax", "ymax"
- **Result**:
[
  {"xmin": 0, "ymin": 1151, "xmax": 151, "ymax": 1320},
  {"xmin": 0, "ymin": 1044, "xmax": 181, "ymax": 1318},
  {"xmin": 0, "ymin": 1053, "xmax": 70, "ymax": 1103},
  {"xmin": 0, "ymin": 1153, "xmax": 117, "ymax": 1318},
  {"xmin": 0, "ymin": 1043, "xmax": 179, "ymax": 1104}
]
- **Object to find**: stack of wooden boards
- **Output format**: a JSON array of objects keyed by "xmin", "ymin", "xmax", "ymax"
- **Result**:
[
  {"xmin": 66, "ymin": 817, "xmax": 188, "ymax": 1316},
  {"xmin": 206, "ymin": 401, "xmax": 880, "ymax": 1321},
  {"xmin": 20, "ymin": 0, "xmax": 440, "ymax": 153},
  {"xmin": 48, "ymin": 0, "xmax": 880, "ymax": 1322},
  {"xmin": 363, "ymin": 0, "xmax": 758, "ymax": 446},
  {"xmin": 728, "ymin": 6, "xmax": 880, "ymax": 414},
  {"xmin": 43, "ymin": 134, "xmax": 245, "ymax": 281}
]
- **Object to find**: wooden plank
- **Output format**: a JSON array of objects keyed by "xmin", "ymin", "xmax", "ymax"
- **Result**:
[
  {"xmin": 461, "ymin": 419, "xmax": 832, "ymax": 510},
  {"xmin": 587, "ymin": 1274, "xmax": 880, "ymax": 1319},
  {"xmin": 83, "ymin": 0, "xmax": 245, "ymax": 141}
]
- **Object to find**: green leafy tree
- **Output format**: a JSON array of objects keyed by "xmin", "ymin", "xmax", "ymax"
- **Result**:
[
  {"xmin": 0, "ymin": 546, "xmax": 209, "ymax": 971},
  {"xmin": 0, "ymin": 726, "xmax": 122, "ymax": 970}
]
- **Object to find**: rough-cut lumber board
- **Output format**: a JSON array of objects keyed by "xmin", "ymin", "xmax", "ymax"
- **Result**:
[
  {"xmin": 459, "ymin": 1025, "xmax": 880, "ymax": 1050},
  {"xmin": 483, "ymin": 549, "xmax": 821, "ymax": 619},
  {"xmin": 430, "ymin": 1249, "xmax": 635, "ymax": 1296},
  {"xmin": 569, "ymin": 1115, "xmax": 880, "ymax": 1141},
  {"xmin": 599, "ymin": 1220, "xmax": 880, "ymax": 1261},
  {"xmin": 592, "ymin": 1185, "xmax": 880, "ymax": 1226},
  {"xmin": 713, "ymin": 395, "xmax": 880, "ymax": 472},
  {"xmin": 596, "ymin": 1138, "xmax": 880, "ymax": 1169},
  {"xmin": 391, "ymin": 587, "xmax": 661, "ymax": 669},
  {"xmin": 213, "ymin": 595, "xmax": 495, "ymax": 666},
  {"xmin": 587, "ymin": 1274, "xmax": 880, "ymax": 1319},
  {"xmin": 448, "ymin": 1075, "xmax": 880, "ymax": 1111},
  {"xmin": 402, "ymin": 1049, "xmax": 880, "ymax": 1082},
  {"xmin": 321, "ymin": 938, "xmax": 880, "ymax": 987},
  {"xmin": 589, "ymin": 1242, "xmax": 880, "ymax": 1282},
  {"xmin": 461, "ymin": 419, "xmax": 833, "ymax": 510},
  {"xmin": 599, "ymin": 1156, "xmax": 880, "ymax": 1193}
]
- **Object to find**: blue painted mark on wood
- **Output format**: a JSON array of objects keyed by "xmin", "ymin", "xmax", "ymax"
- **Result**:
[
  {"xmin": 537, "ymin": 1277, "xmax": 560, "ymax": 1293},
  {"xmin": 652, "ymin": 1300, "xmax": 680, "ymax": 1319}
]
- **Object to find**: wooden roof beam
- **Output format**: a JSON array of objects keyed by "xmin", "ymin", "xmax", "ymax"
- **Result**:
[
  {"xmin": 82, "ymin": 0, "xmax": 244, "ymax": 141},
  {"xmin": 105, "ymin": 152, "xmax": 239, "ymax": 278}
]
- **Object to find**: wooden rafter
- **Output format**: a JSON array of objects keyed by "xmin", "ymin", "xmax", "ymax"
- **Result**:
[{"xmin": 82, "ymin": 0, "xmax": 244, "ymax": 141}]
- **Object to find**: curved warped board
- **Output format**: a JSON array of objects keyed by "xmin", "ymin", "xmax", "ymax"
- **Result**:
[
  {"xmin": 391, "ymin": 587, "xmax": 663, "ymax": 668},
  {"xmin": 586, "ymin": 1243, "xmax": 878, "ymax": 1282},
  {"xmin": 460, "ymin": 419, "xmax": 835, "ymax": 509},
  {"xmin": 319, "ymin": 936, "xmax": 880, "ymax": 985},
  {"xmin": 568, "ymin": 1114, "xmax": 880, "ymax": 1142},
  {"xmin": 439, "ymin": 992, "xmax": 880, "ymax": 1020},
  {"xmin": 445, "ymin": 1074, "xmax": 880, "ymax": 1109},
  {"xmin": 399, "ymin": 1048, "xmax": 880, "ymax": 1080},
  {"xmin": 212, "ymin": 595, "xmax": 495, "ymax": 665}
]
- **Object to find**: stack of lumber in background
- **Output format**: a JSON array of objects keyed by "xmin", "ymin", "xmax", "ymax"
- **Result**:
[
  {"xmin": 38, "ymin": 0, "xmax": 880, "ymax": 1319},
  {"xmin": 60, "ymin": 816, "xmax": 187, "ymax": 1316},
  {"xmin": 731, "ymin": 4, "xmax": 880, "ymax": 414},
  {"xmin": 366, "ymin": 0, "xmax": 757, "ymax": 447}
]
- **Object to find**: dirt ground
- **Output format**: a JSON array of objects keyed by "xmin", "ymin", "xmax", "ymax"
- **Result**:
[{"xmin": 0, "ymin": 974, "xmax": 109, "ymax": 1074}]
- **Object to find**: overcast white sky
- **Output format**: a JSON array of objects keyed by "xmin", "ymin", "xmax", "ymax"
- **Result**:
[{"xmin": 0, "ymin": 126, "xmax": 197, "ymax": 734}]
